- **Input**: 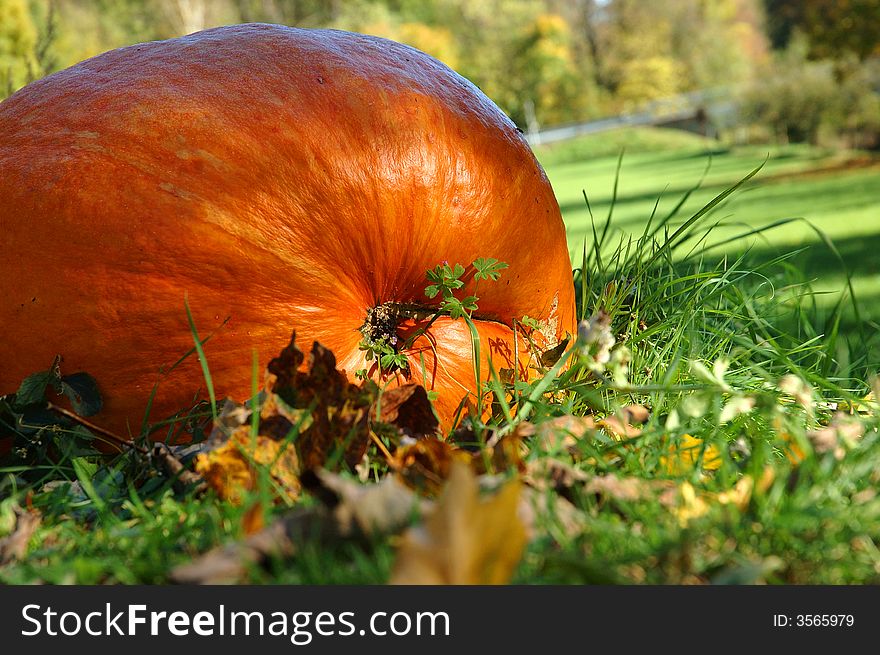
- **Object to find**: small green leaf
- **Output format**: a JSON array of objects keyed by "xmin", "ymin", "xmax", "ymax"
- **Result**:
[
  {"xmin": 73, "ymin": 457, "xmax": 106, "ymax": 512},
  {"xmin": 61, "ymin": 372, "xmax": 103, "ymax": 417},
  {"xmin": 444, "ymin": 300, "xmax": 464, "ymax": 320},
  {"xmin": 15, "ymin": 364, "xmax": 62, "ymax": 407},
  {"xmin": 425, "ymin": 284, "xmax": 440, "ymax": 298},
  {"xmin": 473, "ymin": 258, "xmax": 509, "ymax": 281}
]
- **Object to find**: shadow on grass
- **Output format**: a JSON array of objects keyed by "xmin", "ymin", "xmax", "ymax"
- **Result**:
[
  {"xmin": 703, "ymin": 234, "xmax": 880, "ymax": 375},
  {"xmin": 614, "ymin": 146, "xmax": 732, "ymax": 169},
  {"xmin": 563, "ymin": 167, "xmax": 880, "ymax": 233},
  {"xmin": 694, "ymin": 231, "xmax": 880, "ymax": 319},
  {"xmin": 559, "ymin": 177, "xmax": 737, "ymax": 217}
]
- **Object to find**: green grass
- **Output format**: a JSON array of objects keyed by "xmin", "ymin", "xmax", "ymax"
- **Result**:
[
  {"xmin": 2, "ymin": 127, "xmax": 879, "ymax": 585},
  {"xmin": 538, "ymin": 128, "xmax": 880, "ymax": 332}
]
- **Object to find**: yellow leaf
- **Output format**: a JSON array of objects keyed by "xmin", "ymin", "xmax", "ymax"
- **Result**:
[
  {"xmin": 716, "ymin": 475, "xmax": 755, "ymax": 511},
  {"xmin": 194, "ymin": 427, "xmax": 300, "ymax": 504},
  {"xmin": 674, "ymin": 481, "xmax": 710, "ymax": 526},
  {"xmin": 661, "ymin": 433, "xmax": 722, "ymax": 474},
  {"xmin": 390, "ymin": 462, "xmax": 526, "ymax": 585}
]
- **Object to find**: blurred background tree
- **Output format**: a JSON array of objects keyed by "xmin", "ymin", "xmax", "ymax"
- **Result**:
[
  {"xmin": 0, "ymin": 0, "xmax": 38, "ymax": 95},
  {"xmin": 765, "ymin": 0, "xmax": 880, "ymax": 60},
  {"xmin": 1, "ymin": 0, "xmax": 878, "ymax": 148}
]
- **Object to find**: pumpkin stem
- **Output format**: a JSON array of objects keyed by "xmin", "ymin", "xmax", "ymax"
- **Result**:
[
  {"xmin": 360, "ymin": 303, "xmax": 403, "ymax": 346},
  {"xmin": 358, "ymin": 301, "xmax": 438, "ymax": 376}
]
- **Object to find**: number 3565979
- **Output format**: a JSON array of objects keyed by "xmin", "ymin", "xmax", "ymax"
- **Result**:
[{"xmin": 774, "ymin": 615, "xmax": 854, "ymax": 627}]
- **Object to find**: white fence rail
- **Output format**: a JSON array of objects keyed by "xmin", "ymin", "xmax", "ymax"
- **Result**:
[{"xmin": 525, "ymin": 88, "xmax": 736, "ymax": 146}]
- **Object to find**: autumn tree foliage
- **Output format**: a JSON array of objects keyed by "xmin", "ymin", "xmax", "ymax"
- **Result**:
[
  {"xmin": 0, "ymin": 0, "xmax": 37, "ymax": 94},
  {"xmin": 4, "ymin": 0, "xmax": 878, "ymax": 144},
  {"xmin": 7, "ymin": 0, "xmax": 767, "ymax": 126},
  {"xmin": 765, "ymin": 0, "xmax": 880, "ymax": 60}
]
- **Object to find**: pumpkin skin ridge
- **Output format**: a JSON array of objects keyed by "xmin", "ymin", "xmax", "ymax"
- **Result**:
[{"xmin": 0, "ymin": 24, "xmax": 576, "ymax": 435}]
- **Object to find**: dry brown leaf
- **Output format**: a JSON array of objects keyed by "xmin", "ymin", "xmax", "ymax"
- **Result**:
[
  {"xmin": 780, "ymin": 432, "xmax": 807, "ymax": 465},
  {"xmin": 393, "ymin": 429, "xmax": 524, "ymax": 497},
  {"xmin": 393, "ymin": 438, "xmax": 470, "ymax": 495},
  {"xmin": 210, "ymin": 397, "xmax": 252, "ymax": 433},
  {"xmin": 621, "ymin": 404, "xmax": 650, "ymax": 424},
  {"xmin": 374, "ymin": 384, "xmax": 439, "ymax": 439},
  {"xmin": 526, "ymin": 460, "xmax": 677, "ymax": 508},
  {"xmin": 241, "ymin": 501, "xmax": 265, "ymax": 535},
  {"xmin": 539, "ymin": 336, "xmax": 570, "ymax": 367},
  {"xmin": 599, "ymin": 415, "xmax": 642, "ymax": 439},
  {"xmin": 584, "ymin": 474, "xmax": 663, "ymax": 502},
  {"xmin": 267, "ymin": 332, "xmax": 377, "ymax": 471},
  {"xmin": 172, "ymin": 471, "xmax": 423, "ymax": 584},
  {"xmin": 516, "ymin": 415, "xmax": 598, "ymax": 453},
  {"xmin": 0, "ymin": 505, "xmax": 41, "ymax": 564},
  {"xmin": 480, "ymin": 430, "xmax": 528, "ymax": 476},
  {"xmin": 807, "ymin": 413, "xmax": 865, "ymax": 459},
  {"xmin": 390, "ymin": 462, "xmax": 526, "ymax": 585},
  {"xmin": 524, "ymin": 457, "xmax": 589, "ymax": 493},
  {"xmin": 302, "ymin": 469, "xmax": 425, "ymax": 539},
  {"xmin": 518, "ymin": 486, "xmax": 586, "ymax": 540}
]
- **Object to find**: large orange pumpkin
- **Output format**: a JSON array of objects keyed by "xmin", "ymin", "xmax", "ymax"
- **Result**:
[{"xmin": 0, "ymin": 24, "xmax": 575, "ymax": 437}]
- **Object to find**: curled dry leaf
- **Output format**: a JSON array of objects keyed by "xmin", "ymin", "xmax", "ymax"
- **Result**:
[
  {"xmin": 374, "ymin": 384, "xmax": 440, "ymax": 439},
  {"xmin": 599, "ymin": 415, "xmax": 642, "ymax": 440},
  {"xmin": 390, "ymin": 462, "xmax": 526, "ymax": 585},
  {"xmin": 584, "ymin": 474, "xmax": 671, "ymax": 503},
  {"xmin": 538, "ymin": 337, "xmax": 570, "ymax": 368},
  {"xmin": 191, "ymin": 392, "xmax": 302, "ymax": 503},
  {"xmin": 267, "ymin": 332, "xmax": 377, "ymax": 471},
  {"xmin": 240, "ymin": 501, "xmax": 266, "ymax": 536},
  {"xmin": 807, "ymin": 412, "xmax": 865, "ymax": 459},
  {"xmin": 393, "ymin": 438, "xmax": 470, "ymax": 496},
  {"xmin": 524, "ymin": 458, "xmax": 589, "ymax": 495},
  {"xmin": 515, "ymin": 415, "xmax": 598, "ymax": 454},
  {"xmin": 0, "ymin": 504, "xmax": 41, "ymax": 564},
  {"xmin": 393, "ymin": 427, "xmax": 526, "ymax": 497},
  {"xmin": 193, "ymin": 336, "xmax": 450, "ymax": 504},
  {"xmin": 621, "ymin": 404, "xmax": 650, "ymax": 425},
  {"xmin": 208, "ymin": 397, "xmax": 252, "ymax": 436},
  {"xmin": 518, "ymin": 486, "xmax": 585, "ymax": 541},
  {"xmin": 478, "ymin": 430, "xmax": 527, "ymax": 475},
  {"xmin": 301, "ymin": 469, "xmax": 425, "ymax": 539},
  {"xmin": 526, "ymin": 461, "xmax": 677, "ymax": 506},
  {"xmin": 172, "ymin": 470, "xmax": 423, "ymax": 584},
  {"xmin": 776, "ymin": 419, "xmax": 807, "ymax": 465}
]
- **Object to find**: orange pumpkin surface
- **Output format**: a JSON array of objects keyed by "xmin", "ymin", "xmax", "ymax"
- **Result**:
[{"xmin": 0, "ymin": 24, "xmax": 576, "ymax": 436}]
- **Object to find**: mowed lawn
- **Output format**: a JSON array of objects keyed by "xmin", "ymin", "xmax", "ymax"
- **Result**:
[{"xmin": 537, "ymin": 129, "xmax": 880, "ymax": 329}]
